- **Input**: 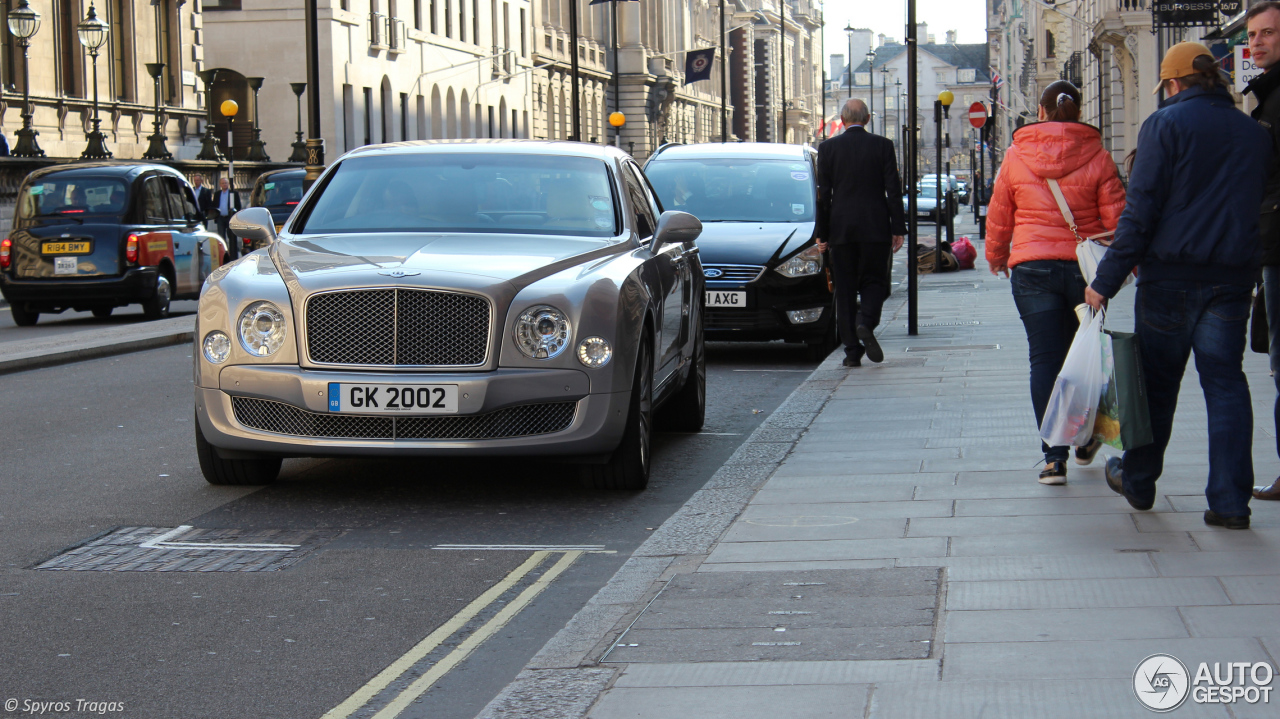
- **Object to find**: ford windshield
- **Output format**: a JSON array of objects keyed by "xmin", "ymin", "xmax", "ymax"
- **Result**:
[{"xmin": 645, "ymin": 159, "xmax": 815, "ymax": 223}]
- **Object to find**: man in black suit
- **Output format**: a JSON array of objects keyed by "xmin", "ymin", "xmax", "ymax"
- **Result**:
[
  {"xmin": 191, "ymin": 174, "xmax": 213, "ymax": 227},
  {"xmin": 816, "ymin": 99, "xmax": 907, "ymax": 367},
  {"xmin": 211, "ymin": 177, "xmax": 243, "ymax": 260}
]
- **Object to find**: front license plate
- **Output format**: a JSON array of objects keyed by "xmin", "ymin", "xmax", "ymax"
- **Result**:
[
  {"xmin": 54, "ymin": 257, "xmax": 77, "ymax": 275},
  {"xmin": 42, "ymin": 241, "xmax": 90, "ymax": 255},
  {"xmin": 706, "ymin": 291, "xmax": 746, "ymax": 308},
  {"xmin": 327, "ymin": 383, "xmax": 458, "ymax": 414}
]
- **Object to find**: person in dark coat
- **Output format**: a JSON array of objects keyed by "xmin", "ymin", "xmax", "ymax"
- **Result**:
[
  {"xmin": 1244, "ymin": 1, "xmax": 1280, "ymax": 501},
  {"xmin": 191, "ymin": 174, "xmax": 213, "ymax": 227},
  {"xmin": 211, "ymin": 176, "xmax": 243, "ymax": 260},
  {"xmin": 1085, "ymin": 42, "xmax": 1270, "ymax": 530},
  {"xmin": 815, "ymin": 98, "xmax": 906, "ymax": 367}
]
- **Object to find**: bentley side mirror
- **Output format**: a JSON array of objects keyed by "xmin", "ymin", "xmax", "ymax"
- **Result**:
[
  {"xmin": 653, "ymin": 210, "xmax": 702, "ymax": 249},
  {"xmin": 228, "ymin": 207, "xmax": 278, "ymax": 245}
]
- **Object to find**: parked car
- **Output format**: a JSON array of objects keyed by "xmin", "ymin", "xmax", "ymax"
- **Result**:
[
  {"xmin": 245, "ymin": 168, "xmax": 306, "ymax": 254},
  {"xmin": 644, "ymin": 142, "xmax": 836, "ymax": 360},
  {"xmin": 955, "ymin": 180, "xmax": 971, "ymax": 205},
  {"xmin": 194, "ymin": 140, "xmax": 704, "ymax": 491},
  {"xmin": 905, "ymin": 184, "xmax": 956, "ymax": 220},
  {"xmin": 0, "ymin": 163, "xmax": 228, "ymax": 325}
]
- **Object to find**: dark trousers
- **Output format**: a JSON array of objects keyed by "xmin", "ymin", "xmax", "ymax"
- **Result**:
[
  {"xmin": 829, "ymin": 241, "xmax": 892, "ymax": 359},
  {"xmin": 1121, "ymin": 281, "xmax": 1254, "ymax": 518},
  {"xmin": 1010, "ymin": 260, "xmax": 1086, "ymax": 463},
  {"xmin": 215, "ymin": 216, "xmax": 238, "ymax": 260},
  {"xmin": 1263, "ymin": 266, "xmax": 1280, "ymax": 465}
]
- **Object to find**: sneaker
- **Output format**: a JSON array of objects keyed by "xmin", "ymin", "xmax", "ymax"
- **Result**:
[
  {"xmin": 1038, "ymin": 460, "xmax": 1067, "ymax": 485},
  {"xmin": 856, "ymin": 325, "xmax": 884, "ymax": 363},
  {"xmin": 1074, "ymin": 438, "xmax": 1102, "ymax": 466},
  {"xmin": 1104, "ymin": 456, "xmax": 1154, "ymax": 510},
  {"xmin": 1203, "ymin": 510, "xmax": 1250, "ymax": 530}
]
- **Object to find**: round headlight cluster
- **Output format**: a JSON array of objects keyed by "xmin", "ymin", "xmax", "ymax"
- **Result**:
[
  {"xmin": 577, "ymin": 337, "xmax": 612, "ymax": 368},
  {"xmin": 238, "ymin": 301, "xmax": 287, "ymax": 357},
  {"xmin": 203, "ymin": 331, "xmax": 231, "ymax": 364},
  {"xmin": 513, "ymin": 305, "xmax": 571, "ymax": 359}
]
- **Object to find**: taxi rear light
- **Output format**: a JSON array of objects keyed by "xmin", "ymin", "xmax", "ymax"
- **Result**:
[
  {"xmin": 125, "ymin": 233, "xmax": 139, "ymax": 264},
  {"xmin": 0, "ymin": 238, "xmax": 10, "ymax": 269}
]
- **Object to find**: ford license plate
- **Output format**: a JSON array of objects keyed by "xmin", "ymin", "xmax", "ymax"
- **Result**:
[
  {"xmin": 328, "ymin": 383, "xmax": 459, "ymax": 414},
  {"xmin": 705, "ymin": 291, "xmax": 746, "ymax": 308}
]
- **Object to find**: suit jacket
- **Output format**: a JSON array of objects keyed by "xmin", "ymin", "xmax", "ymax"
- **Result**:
[
  {"xmin": 194, "ymin": 186, "xmax": 213, "ymax": 218},
  {"xmin": 210, "ymin": 188, "xmax": 242, "ymax": 219},
  {"xmin": 816, "ymin": 126, "xmax": 906, "ymax": 244}
]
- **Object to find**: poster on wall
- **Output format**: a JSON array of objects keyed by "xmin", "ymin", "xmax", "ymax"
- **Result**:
[{"xmin": 1235, "ymin": 45, "xmax": 1266, "ymax": 93}]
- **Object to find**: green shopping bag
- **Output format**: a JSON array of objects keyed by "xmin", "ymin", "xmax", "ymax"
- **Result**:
[{"xmin": 1093, "ymin": 329, "xmax": 1153, "ymax": 450}]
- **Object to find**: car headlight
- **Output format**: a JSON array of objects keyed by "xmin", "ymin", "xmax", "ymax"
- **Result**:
[
  {"xmin": 577, "ymin": 337, "xmax": 612, "ymax": 368},
  {"xmin": 775, "ymin": 245, "xmax": 824, "ymax": 278},
  {"xmin": 513, "ymin": 305, "xmax": 571, "ymax": 359},
  {"xmin": 203, "ymin": 331, "xmax": 231, "ymax": 364},
  {"xmin": 238, "ymin": 301, "xmax": 287, "ymax": 357}
]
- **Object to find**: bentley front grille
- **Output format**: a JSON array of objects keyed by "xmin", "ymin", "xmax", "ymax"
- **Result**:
[
  {"xmin": 703, "ymin": 264, "xmax": 765, "ymax": 283},
  {"xmin": 231, "ymin": 397, "xmax": 577, "ymax": 440},
  {"xmin": 304, "ymin": 288, "xmax": 490, "ymax": 367}
]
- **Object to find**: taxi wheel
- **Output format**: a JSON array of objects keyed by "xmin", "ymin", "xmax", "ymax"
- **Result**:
[
  {"xmin": 582, "ymin": 334, "xmax": 652, "ymax": 491},
  {"xmin": 658, "ymin": 319, "xmax": 704, "ymax": 432},
  {"xmin": 195, "ymin": 414, "xmax": 281, "ymax": 486},
  {"xmin": 10, "ymin": 305, "xmax": 39, "ymax": 326},
  {"xmin": 92, "ymin": 307, "xmax": 114, "ymax": 319},
  {"xmin": 142, "ymin": 271, "xmax": 173, "ymax": 320}
]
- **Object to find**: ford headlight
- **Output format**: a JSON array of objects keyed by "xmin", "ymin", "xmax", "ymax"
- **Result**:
[
  {"xmin": 775, "ymin": 245, "xmax": 824, "ymax": 278},
  {"xmin": 513, "ymin": 305, "xmax": 571, "ymax": 359},
  {"xmin": 577, "ymin": 337, "xmax": 613, "ymax": 368},
  {"xmin": 203, "ymin": 331, "xmax": 231, "ymax": 364},
  {"xmin": 238, "ymin": 301, "xmax": 287, "ymax": 357}
]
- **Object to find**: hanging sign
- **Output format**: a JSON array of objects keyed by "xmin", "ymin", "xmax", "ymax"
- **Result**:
[{"xmin": 1152, "ymin": 1, "xmax": 1221, "ymax": 28}]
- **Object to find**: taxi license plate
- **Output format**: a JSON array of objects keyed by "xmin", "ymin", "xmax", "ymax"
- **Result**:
[
  {"xmin": 41, "ymin": 241, "xmax": 91, "ymax": 255},
  {"xmin": 706, "ymin": 291, "xmax": 746, "ymax": 308},
  {"xmin": 328, "ymin": 383, "xmax": 458, "ymax": 414}
]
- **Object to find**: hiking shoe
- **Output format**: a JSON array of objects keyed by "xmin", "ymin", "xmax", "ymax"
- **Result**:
[
  {"xmin": 1074, "ymin": 438, "xmax": 1102, "ymax": 466},
  {"xmin": 1203, "ymin": 510, "xmax": 1250, "ymax": 530},
  {"xmin": 856, "ymin": 325, "xmax": 883, "ymax": 363},
  {"xmin": 1104, "ymin": 456, "xmax": 1153, "ymax": 510},
  {"xmin": 1038, "ymin": 460, "xmax": 1067, "ymax": 485}
]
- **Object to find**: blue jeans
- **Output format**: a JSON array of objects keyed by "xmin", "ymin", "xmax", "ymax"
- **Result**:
[
  {"xmin": 1011, "ymin": 260, "xmax": 1087, "ymax": 463},
  {"xmin": 1262, "ymin": 266, "xmax": 1280, "ymax": 464},
  {"xmin": 1121, "ymin": 281, "xmax": 1254, "ymax": 518}
]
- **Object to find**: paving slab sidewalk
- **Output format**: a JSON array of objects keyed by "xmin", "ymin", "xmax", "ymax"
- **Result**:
[
  {"xmin": 478, "ymin": 237, "xmax": 1280, "ymax": 719},
  {"xmin": 0, "ymin": 315, "xmax": 194, "ymax": 374}
]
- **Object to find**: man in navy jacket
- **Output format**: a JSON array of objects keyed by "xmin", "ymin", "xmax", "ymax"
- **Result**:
[{"xmin": 1085, "ymin": 43, "xmax": 1270, "ymax": 529}]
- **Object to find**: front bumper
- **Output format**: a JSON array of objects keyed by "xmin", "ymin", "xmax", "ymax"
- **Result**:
[
  {"xmin": 704, "ymin": 273, "xmax": 833, "ymax": 343},
  {"xmin": 195, "ymin": 365, "xmax": 630, "ymax": 457},
  {"xmin": 0, "ymin": 266, "xmax": 159, "ymax": 311}
]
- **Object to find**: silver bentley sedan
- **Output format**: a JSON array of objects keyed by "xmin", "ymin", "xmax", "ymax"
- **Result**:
[{"xmin": 193, "ymin": 141, "xmax": 705, "ymax": 490}]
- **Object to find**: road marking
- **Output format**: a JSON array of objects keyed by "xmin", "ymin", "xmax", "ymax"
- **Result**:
[
  {"xmin": 369, "ymin": 551, "xmax": 582, "ymax": 719},
  {"xmin": 434, "ymin": 544, "xmax": 611, "ymax": 552},
  {"xmin": 663, "ymin": 432, "xmax": 742, "ymax": 436},
  {"xmin": 138, "ymin": 525, "xmax": 300, "ymax": 552},
  {"xmin": 732, "ymin": 369, "xmax": 812, "ymax": 372}
]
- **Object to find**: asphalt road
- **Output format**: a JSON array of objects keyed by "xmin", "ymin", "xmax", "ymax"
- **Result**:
[
  {"xmin": 0, "ymin": 301, "xmax": 198, "ymax": 345},
  {"xmin": 0, "ymin": 340, "xmax": 818, "ymax": 719}
]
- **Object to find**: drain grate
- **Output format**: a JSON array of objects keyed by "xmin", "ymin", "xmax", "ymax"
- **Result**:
[
  {"xmin": 905, "ymin": 321, "xmax": 982, "ymax": 328},
  {"xmin": 904, "ymin": 344, "xmax": 1000, "ymax": 352},
  {"xmin": 32, "ymin": 526, "xmax": 340, "ymax": 572}
]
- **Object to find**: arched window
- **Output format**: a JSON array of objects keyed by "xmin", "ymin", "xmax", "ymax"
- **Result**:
[
  {"xmin": 446, "ymin": 87, "xmax": 458, "ymax": 138},
  {"xmin": 432, "ymin": 85, "xmax": 443, "ymax": 138},
  {"xmin": 416, "ymin": 94, "xmax": 427, "ymax": 139},
  {"xmin": 498, "ymin": 97, "xmax": 508, "ymax": 138},
  {"xmin": 460, "ymin": 89, "xmax": 471, "ymax": 137},
  {"xmin": 381, "ymin": 76, "xmax": 394, "ymax": 142},
  {"xmin": 107, "ymin": 0, "xmax": 135, "ymax": 102}
]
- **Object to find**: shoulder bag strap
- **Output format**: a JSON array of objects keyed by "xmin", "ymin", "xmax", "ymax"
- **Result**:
[{"xmin": 1045, "ymin": 178, "xmax": 1084, "ymax": 242}]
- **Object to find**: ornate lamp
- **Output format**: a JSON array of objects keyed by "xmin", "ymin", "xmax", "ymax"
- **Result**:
[
  {"xmin": 7, "ymin": 0, "xmax": 43, "ymax": 157},
  {"xmin": 221, "ymin": 99, "xmax": 239, "ymax": 179},
  {"xmin": 246, "ymin": 76, "xmax": 269, "ymax": 161},
  {"xmin": 142, "ymin": 62, "xmax": 171, "ymax": 159},
  {"xmin": 77, "ymin": 3, "xmax": 111, "ymax": 159},
  {"xmin": 196, "ymin": 69, "xmax": 224, "ymax": 161},
  {"xmin": 288, "ymin": 82, "xmax": 307, "ymax": 162}
]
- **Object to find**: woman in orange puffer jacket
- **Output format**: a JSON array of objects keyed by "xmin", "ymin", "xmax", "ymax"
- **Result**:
[{"xmin": 986, "ymin": 80, "xmax": 1127, "ymax": 485}]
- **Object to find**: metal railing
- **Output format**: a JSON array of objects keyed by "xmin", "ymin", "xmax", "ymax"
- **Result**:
[
  {"xmin": 1118, "ymin": 0, "xmax": 1146, "ymax": 11},
  {"xmin": 369, "ymin": 12, "xmax": 386, "ymax": 49}
]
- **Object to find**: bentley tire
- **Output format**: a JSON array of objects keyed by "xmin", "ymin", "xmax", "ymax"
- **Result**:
[
  {"xmin": 195, "ymin": 413, "xmax": 281, "ymax": 486},
  {"xmin": 658, "ymin": 319, "xmax": 705, "ymax": 432},
  {"xmin": 582, "ymin": 335, "xmax": 653, "ymax": 490}
]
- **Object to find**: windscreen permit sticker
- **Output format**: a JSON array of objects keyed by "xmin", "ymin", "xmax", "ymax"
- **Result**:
[
  {"xmin": 264, "ymin": 182, "xmax": 275, "ymax": 190},
  {"xmin": 595, "ymin": 216, "xmax": 613, "ymax": 229},
  {"xmin": 791, "ymin": 172, "xmax": 809, "ymax": 181},
  {"xmin": 29, "ymin": 186, "xmax": 43, "ymax": 195},
  {"xmin": 792, "ymin": 203, "xmax": 805, "ymax": 215},
  {"xmin": 590, "ymin": 196, "xmax": 610, "ymax": 211}
]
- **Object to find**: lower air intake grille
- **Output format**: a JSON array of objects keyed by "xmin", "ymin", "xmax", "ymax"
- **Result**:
[{"xmin": 231, "ymin": 397, "xmax": 577, "ymax": 440}]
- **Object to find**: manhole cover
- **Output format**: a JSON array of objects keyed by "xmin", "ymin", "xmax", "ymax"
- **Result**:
[
  {"xmin": 33, "ymin": 526, "xmax": 340, "ymax": 572},
  {"xmin": 604, "ymin": 567, "xmax": 940, "ymax": 663}
]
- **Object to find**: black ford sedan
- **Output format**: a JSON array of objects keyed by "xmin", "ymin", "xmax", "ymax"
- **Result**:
[
  {"xmin": 0, "ymin": 163, "xmax": 228, "ymax": 325},
  {"xmin": 645, "ymin": 143, "xmax": 835, "ymax": 359}
]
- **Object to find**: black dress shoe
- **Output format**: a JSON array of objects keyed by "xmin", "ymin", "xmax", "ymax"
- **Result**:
[
  {"xmin": 1104, "ymin": 456, "xmax": 1154, "ymax": 510},
  {"xmin": 1203, "ymin": 510, "xmax": 1250, "ymax": 530},
  {"xmin": 1254, "ymin": 477, "xmax": 1280, "ymax": 501},
  {"xmin": 1074, "ymin": 438, "xmax": 1102, "ymax": 466},
  {"xmin": 856, "ymin": 325, "xmax": 884, "ymax": 363},
  {"xmin": 842, "ymin": 355, "xmax": 861, "ymax": 367},
  {"xmin": 1038, "ymin": 460, "xmax": 1067, "ymax": 485}
]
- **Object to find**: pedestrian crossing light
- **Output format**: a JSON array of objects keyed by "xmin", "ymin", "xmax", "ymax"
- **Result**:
[
  {"xmin": 938, "ymin": 90, "xmax": 954, "ymax": 107},
  {"xmin": 609, "ymin": 112, "xmax": 626, "ymax": 128}
]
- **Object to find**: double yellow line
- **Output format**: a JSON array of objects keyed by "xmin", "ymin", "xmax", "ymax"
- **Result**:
[{"xmin": 322, "ymin": 550, "xmax": 581, "ymax": 719}]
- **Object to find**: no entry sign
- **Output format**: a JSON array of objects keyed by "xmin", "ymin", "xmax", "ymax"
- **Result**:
[{"xmin": 968, "ymin": 102, "xmax": 988, "ymax": 129}]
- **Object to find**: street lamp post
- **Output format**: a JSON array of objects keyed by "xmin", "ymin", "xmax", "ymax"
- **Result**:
[
  {"xmin": 881, "ymin": 65, "xmax": 889, "ymax": 138},
  {"xmin": 289, "ymin": 82, "xmax": 308, "ymax": 162},
  {"xmin": 196, "ymin": 69, "xmax": 224, "ymax": 161},
  {"xmin": 778, "ymin": 3, "xmax": 787, "ymax": 143},
  {"xmin": 895, "ymin": 78, "xmax": 903, "ymax": 171},
  {"xmin": 7, "ymin": 0, "xmax": 42, "ymax": 158},
  {"xmin": 246, "ymin": 77, "xmax": 269, "ymax": 161},
  {"xmin": 221, "ymin": 99, "xmax": 239, "ymax": 185},
  {"xmin": 77, "ymin": 3, "xmax": 111, "ymax": 160},
  {"xmin": 303, "ymin": 0, "xmax": 325, "ymax": 189},
  {"xmin": 935, "ymin": 90, "xmax": 953, "ymax": 270},
  {"xmin": 866, "ymin": 50, "xmax": 875, "ymax": 134},
  {"xmin": 143, "ymin": 62, "xmax": 171, "ymax": 159},
  {"xmin": 906, "ymin": 1, "xmax": 919, "ymax": 335},
  {"xmin": 844, "ymin": 24, "xmax": 854, "ymax": 104}
]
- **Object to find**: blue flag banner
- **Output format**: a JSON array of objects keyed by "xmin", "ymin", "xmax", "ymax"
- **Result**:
[{"xmin": 684, "ymin": 47, "xmax": 716, "ymax": 85}]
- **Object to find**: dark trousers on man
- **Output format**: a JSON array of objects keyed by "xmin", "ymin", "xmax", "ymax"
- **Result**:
[
  {"xmin": 1121, "ymin": 281, "xmax": 1254, "ymax": 519},
  {"xmin": 829, "ymin": 241, "xmax": 892, "ymax": 360},
  {"xmin": 215, "ymin": 216, "xmax": 239, "ymax": 261}
]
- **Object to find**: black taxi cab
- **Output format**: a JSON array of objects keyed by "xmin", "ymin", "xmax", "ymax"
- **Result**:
[
  {"xmin": 0, "ymin": 163, "xmax": 228, "ymax": 325},
  {"xmin": 244, "ymin": 168, "xmax": 305, "ymax": 253}
]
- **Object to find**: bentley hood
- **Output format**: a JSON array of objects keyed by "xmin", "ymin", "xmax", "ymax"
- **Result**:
[{"xmin": 693, "ymin": 222, "xmax": 814, "ymax": 267}]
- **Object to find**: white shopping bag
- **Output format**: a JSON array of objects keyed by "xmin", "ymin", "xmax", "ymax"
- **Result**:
[
  {"xmin": 1076, "ymin": 236, "xmax": 1133, "ymax": 289},
  {"xmin": 1039, "ymin": 307, "xmax": 1106, "ymax": 448}
]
